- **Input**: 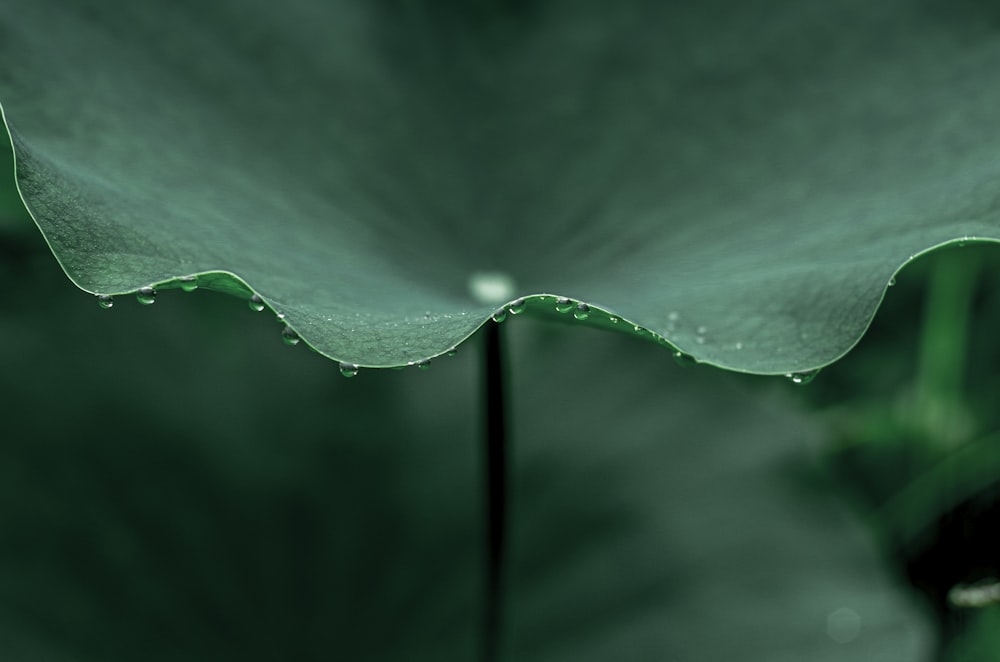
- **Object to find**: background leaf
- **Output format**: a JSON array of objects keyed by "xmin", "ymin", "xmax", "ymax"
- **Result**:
[{"xmin": 3, "ymin": 1, "xmax": 1000, "ymax": 371}]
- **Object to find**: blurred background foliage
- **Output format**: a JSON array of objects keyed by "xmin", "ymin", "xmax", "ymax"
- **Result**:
[{"xmin": 2, "ymin": 144, "xmax": 999, "ymax": 660}]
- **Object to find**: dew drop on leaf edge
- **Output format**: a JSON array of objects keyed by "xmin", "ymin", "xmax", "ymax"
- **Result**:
[
  {"xmin": 248, "ymin": 294, "xmax": 265, "ymax": 312},
  {"xmin": 786, "ymin": 370, "xmax": 820, "ymax": 385},
  {"xmin": 555, "ymin": 297, "xmax": 574, "ymax": 314},
  {"xmin": 673, "ymin": 350, "xmax": 697, "ymax": 367},
  {"xmin": 96, "ymin": 294, "xmax": 113, "ymax": 309},
  {"xmin": 446, "ymin": 347, "xmax": 458, "ymax": 357},
  {"xmin": 417, "ymin": 359, "xmax": 432, "ymax": 370},
  {"xmin": 136, "ymin": 287, "xmax": 156, "ymax": 305},
  {"xmin": 492, "ymin": 309, "xmax": 507, "ymax": 323},
  {"xmin": 281, "ymin": 326, "xmax": 300, "ymax": 346},
  {"xmin": 573, "ymin": 303, "xmax": 590, "ymax": 320},
  {"xmin": 179, "ymin": 276, "xmax": 198, "ymax": 292},
  {"xmin": 339, "ymin": 362, "xmax": 359, "ymax": 378},
  {"xmin": 509, "ymin": 298, "xmax": 526, "ymax": 315}
]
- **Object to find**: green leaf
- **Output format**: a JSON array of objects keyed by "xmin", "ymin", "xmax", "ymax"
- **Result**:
[
  {"xmin": 0, "ymin": 260, "xmax": 932, "ymax": 660},
  {"xmin": 3, "ymin": 1, "xmax": 1000, "ymax": 372}
]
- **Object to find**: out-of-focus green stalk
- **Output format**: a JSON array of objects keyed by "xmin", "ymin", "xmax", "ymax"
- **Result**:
[{"xmin": 913, "ymin": 247, "xmax": 980, "ymax": 448}]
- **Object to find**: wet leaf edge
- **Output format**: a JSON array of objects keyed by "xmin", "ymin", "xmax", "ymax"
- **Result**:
[{"xmin": 4, "ymin": 103, "xmax": 998, "ymax": 374}]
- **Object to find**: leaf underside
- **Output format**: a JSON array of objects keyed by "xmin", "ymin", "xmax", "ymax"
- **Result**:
[{"xmin": 2, "ymin": 0, "xmax": 999, "ymax": 371}]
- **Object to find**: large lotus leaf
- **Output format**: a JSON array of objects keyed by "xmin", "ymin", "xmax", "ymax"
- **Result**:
[
  {"xmin": 3, "ymin": 0, "xmax": 1000, "ymax": 372},
  {"xmin": 0, "ymin": 250, "xmax": 931, "ymax": 660}
]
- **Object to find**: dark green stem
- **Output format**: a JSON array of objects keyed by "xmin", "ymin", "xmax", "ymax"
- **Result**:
[{"xmin": 482, "ymin": 321, "xmax": 507, "ymax": 662}]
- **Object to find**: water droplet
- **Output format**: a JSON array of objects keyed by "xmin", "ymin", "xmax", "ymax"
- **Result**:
[
  {"xmin": 492, "ymin": 308, "xmax": 507, "ymax": 323},
  {"xmin": 634, "ymin": 325, "xmax": 649, "ymax": 337},
  {"xmin": 96, "ymin": 294, "xmax": 113, "ymax": 309},
  {"xmin": 573, "ymin": 303, "xmax": 590, "ymax": 320},
  {"xmin": 673, "ymin": 350, "xmax": 696, "ymax": 367},
  {"xmin": 248, "ymin": 294, "xmax": 265, "ymax": 312},
  {"xmin": 786, "ymin": 369, "xmax": 820, "ymax": 385},
  {"xmin": 281, "ymin": 327, "xmax": 300, "ymax": 346},
  {"xmin": 339, "ymin": 362, "xmax": 359, "ymax": 378},
  {"xmin": 136, "ymin": 287, "xmax": 156, "ymax": 305},
  {"xmin": 509, "ymin": 298, "xmax": 526, "ymax": 315},
  {"xmin": 417, "ymin": 359, "xmax": 432, "ymax": 370},
  {"xmin": 469, "ymin": 272, "xmax": 516, "ymax": 305},
  {"xmin": 179, "ymin": 276, "xmax": 198, "ymax": 292},
  {"xmin": 555, "ymin": 297, "xmax": 574, "ymax": 314},
  {"xmin": 446, "ymin": 347, "xmax": 458, "ymax": 357},
  {"xmin": 888, "ymin": 276, "xmax": 896, "ymax": 287},
  {"xmin": 609, "ymin": 316, "xmax": 619, "ymax": 324},
  {"xmin": 275, "ymin": 313, "xmax": 286, "ymax": 322}
]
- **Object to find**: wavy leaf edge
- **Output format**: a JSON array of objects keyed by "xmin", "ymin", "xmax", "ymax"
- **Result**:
[{"xmin": 3, "ymin": 102, "xmax": 998, "ymax": 375}]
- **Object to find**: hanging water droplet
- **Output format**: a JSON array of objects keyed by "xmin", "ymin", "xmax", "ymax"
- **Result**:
[
  {"xmin": 786, "ymin": 369, "xmax": 820, "ymax": 385},
  {"xmin": 275, "ymin": 313, "xmax": 286, "ymax": 322},
  {"xmin": 417, "ymin": 359, "xmax": 432, "ymax": 370},
  {"xmin": 179, "ymin": 276, "xmax": 198, "ymax": 292},
  {"xmin": 888, "ymin": 276, "xmax": 896, "ymax": 287},
  {"xmin": 339, "ymin": 362, "xmax": 359, "ymax": 378},
  {"xmin": 673, "ymin": 350, "xmax": 696, "ymax": 367},
  {"xmin": 509, "ymin": 298, "xmax": 526, "ymax": 315},
  {"xmin": 281, "ymin": 326, "xmax": 300, "ymax": 346},
  {"xmin": 96, "ymin": 294, "xmax": 114, "ymax": 309},
  {"xmin": 446, "ymin": 347, "xmax": 458, "ymax": 357},
  {"xmin": 634, "ymin": 325, "xmax": 649, "ymax": 337},
  {"xmin": 248, "ymin": 294, "xmax": 265, "ymax": 312},
  {"xmin": 492, "ymin": 308, "xmax": 507, "ymax": 323},
  {"xmin": 609, "ymin": 316, "xmax": 619, "ymax": 324},
  {"xmin": 555, "ymin": 297, "xmax": 574, "ymax": 314},
  {"xmin": 573, "ymin": 303, "xmax": 590, "ymax": 320},
  {"xmin": 136, "ymin": 287, "xmax": 156, "ymax": 305}
]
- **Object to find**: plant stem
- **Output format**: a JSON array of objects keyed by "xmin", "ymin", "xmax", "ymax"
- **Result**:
[
  {"xmin": 482, "ymin": 321, "xmax": 507, "ymax": 662},
  {"xmin": 914, "ymin": 248, "xmax": 980, "ymax": 447}
]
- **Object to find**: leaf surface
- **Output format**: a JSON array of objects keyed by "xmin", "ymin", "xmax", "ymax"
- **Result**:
[{"xmin": 2, "ymin": 1, "xmax": 1000, "ymax": 371}]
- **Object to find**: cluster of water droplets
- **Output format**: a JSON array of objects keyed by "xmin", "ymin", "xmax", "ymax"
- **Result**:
[{"xmin": 96, "ymin": 273, "xmax": 208, "ymax": 310}]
